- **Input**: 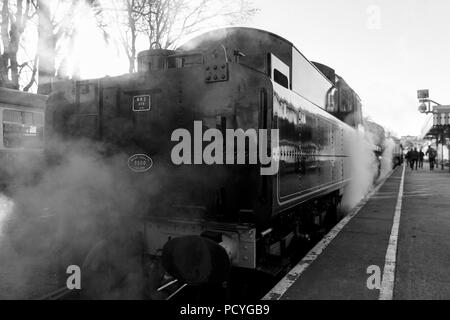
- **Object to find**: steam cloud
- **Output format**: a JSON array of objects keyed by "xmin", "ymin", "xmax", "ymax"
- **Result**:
[
  {"xmin": 379, "ymin": 137, "xmax": 396, "ymax": 179},
  {"xmin": 342, "ymin": 128, "xmax": 397, "ymax": 212},
  {"xmin": 341, "ymin": 129, "xmax": 379, "ymax": 211},
  {"xmin": 0, "ymin": 141, "xmax": 164, "ymax": 299}
]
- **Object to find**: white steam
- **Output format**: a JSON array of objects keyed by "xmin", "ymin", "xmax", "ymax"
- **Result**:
[
  {"xmin": 0, "ymin": 141, "xmax": 162, "ymax": 299},
  {"xmin": 379, "ymin": 137, "xmax": 396, "ymax": 180},
  {"xmin": 341, "ymin": 129, "xmax": 379, "ymax": 211},
  {"xmin": 0, "ymin": 195, "xmax": 14, "ymax": 239}
]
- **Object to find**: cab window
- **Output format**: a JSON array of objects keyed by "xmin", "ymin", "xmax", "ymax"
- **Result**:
[
  {"xmin": 3, "ymin": 109, "xmax": 44, "ymax": 149},
  {"xmin": 274, "ymin": 69, "xmax": 289, "ymax": 89},
  {"xmin": 168, "ymin": 54, "xmax": 203, "ymax": 68}
]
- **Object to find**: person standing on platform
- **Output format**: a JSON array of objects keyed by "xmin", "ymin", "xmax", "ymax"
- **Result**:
[
  {"xmin": 426, "ymin": 146, "xmax": 437, "ymax": 171},
  {"xmin": 419, "ymin": 149, "xmax": 425, "ymax": 169},
  {"xmin": 405, "ymin": 149, "xmax": 411, "ymax": 169},
  {"xmin": 410, "ymin": 148, "xmax": 419, "ymax": 171}
]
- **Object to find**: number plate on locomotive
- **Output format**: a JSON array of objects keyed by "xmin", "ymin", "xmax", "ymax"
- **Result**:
[
  {"xmin": 132, "ymin": 95, "xmax": 151, "ymax": 112},
  {"xmin": 128, "ymin": 154, "xmax": 153, "ymax": 172}
]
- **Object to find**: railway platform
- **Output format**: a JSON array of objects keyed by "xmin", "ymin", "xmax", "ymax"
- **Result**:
[{"xmin": 264, "ymin": 164, "xmax": 450, "ymax": 300}]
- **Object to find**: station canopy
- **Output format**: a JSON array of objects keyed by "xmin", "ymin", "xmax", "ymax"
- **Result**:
[{"xmin": 421, "ymin": 105, "xmax": 450, "ymax": 140}]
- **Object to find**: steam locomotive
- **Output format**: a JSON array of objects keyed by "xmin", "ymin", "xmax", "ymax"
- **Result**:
[{"xmin": 44, "ymin": 28, "xmax": 391, "ymax": 293}]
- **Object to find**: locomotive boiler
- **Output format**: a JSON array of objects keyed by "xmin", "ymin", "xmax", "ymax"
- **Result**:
[{"xmin": 45, "ymin": 28, "xmax": 373, "ymax": 290}]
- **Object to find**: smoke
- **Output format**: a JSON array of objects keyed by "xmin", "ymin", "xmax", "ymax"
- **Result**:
[
  {"xmin": 379, "ymin": 137, "xmax": 396, "ymax": 180},
  {"xmin": 180, "ymin": 27, "xmax": 231, "ymax": 51},
  {"xmin": 341, "ymin": 129, "xmax": 379, "ymax": 211},
  {"xmin": 0, "ymin": 140, "xmax": 163, "ymax": 299},
  {"xmin": 0, "ymin": 195, "xmax": 14, "ymax": 240}
]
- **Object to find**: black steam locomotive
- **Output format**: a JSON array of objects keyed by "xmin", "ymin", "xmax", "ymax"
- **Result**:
[{"xmin": 45, "ymin": 28, "xmax": 383, "ymax": 292}]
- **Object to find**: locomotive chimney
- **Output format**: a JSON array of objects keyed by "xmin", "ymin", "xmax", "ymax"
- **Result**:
[{"xmin": 137, "ymin": 49, "xmax": 176, "ymax": 73}]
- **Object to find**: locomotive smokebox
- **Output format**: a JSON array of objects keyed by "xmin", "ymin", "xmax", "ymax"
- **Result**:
[
  {"xmin": 162, "ymin": 236, "xmax": 231, "ymax": 286},
  {"xmin": 137, "ymin": 49, "xmax": 176, "ymax": 72}
]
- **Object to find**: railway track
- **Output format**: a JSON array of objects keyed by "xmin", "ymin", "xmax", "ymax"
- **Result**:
[
  {"xmin": 37, "ymin": 277, "xmax": 187, "ymax": 300},
  {"xmin": 38, "ymin": 287, "xmax": 76, "ymax": 300}
]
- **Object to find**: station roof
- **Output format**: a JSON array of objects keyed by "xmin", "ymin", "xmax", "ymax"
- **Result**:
[
  {"xmin": 421, "ymin": 106, "xmax": 450, "ymax": 140},
  {"xmin": 0, "ymin": 87, "xmax": 47, "ymax": 109}
]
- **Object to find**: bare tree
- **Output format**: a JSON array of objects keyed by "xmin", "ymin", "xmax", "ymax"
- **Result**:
[
  {"xmin": 2, "ymin": 0, "xmax": 256, "ymax": 92},
  {"xmin": 121, "ymin": 0, "xmax": 146, "ymax": 73},
  {"xmin": 103, "ymin": 0, "xmax": 257, "ymax": 73},
  {"xmin": 0, "ymin": 0, "xmax": 11, "ymax": 87},
  {"xmin": 36, "ymin": 0, "xmax": 53, "ymax": 93},
  {"xmin": 37, "ymin": 0, "xmax": 104, "ymax": 94},
  {"xmin": 142, "ymin": 0, "xmax": 257, "ymax": 49},
  {"xmin": 0, "ymin": 0, "xmax": 107, "ymax": 92},
  {"xmin": 0, "ymin": 0, "xmax": 37, "ymax": 90},
  {"xmin": 101, "ymin": 0, "xmax": 146, "ymax": 73}
]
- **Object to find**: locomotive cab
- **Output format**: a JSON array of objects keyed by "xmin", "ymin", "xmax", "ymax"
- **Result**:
[{"xmin": 313, "ymin": 62, "xmax": 363, "ymax": 129}]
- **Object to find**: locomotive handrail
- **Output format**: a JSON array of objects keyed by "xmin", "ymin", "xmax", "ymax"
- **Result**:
[{"xmin": 168, "ymin": 50, "xmax": 204, "ymax": 58}]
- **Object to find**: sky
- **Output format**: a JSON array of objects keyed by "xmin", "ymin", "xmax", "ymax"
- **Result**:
[
  {"xmin": 74, "ymin": 0, "xmax": 450, "ymax": 137},
  {"xmin": 243, "ymin": 0, "xmax": 450, "ymax": 137}
]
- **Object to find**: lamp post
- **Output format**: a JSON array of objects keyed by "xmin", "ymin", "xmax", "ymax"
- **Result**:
[{"xmin": 417, "ymin": 89, "xmax": 442, "ymax": 114}]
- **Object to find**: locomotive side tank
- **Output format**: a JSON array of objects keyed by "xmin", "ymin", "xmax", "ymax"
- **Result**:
[{"xmin": 45, "ymin": 28, "xmax": 362, "ymax": 285}]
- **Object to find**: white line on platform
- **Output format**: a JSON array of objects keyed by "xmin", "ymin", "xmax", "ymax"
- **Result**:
[
  {"xmin": 379, "ymin": 164, "xmax": 406, "ymax": 300},
  {"xmin": 262, "ymin": 169, "xmax": 397, "ymax": 301}
]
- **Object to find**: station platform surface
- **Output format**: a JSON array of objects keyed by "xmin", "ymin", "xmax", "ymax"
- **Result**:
[{"xmin": 264, "ymin": 164, "xmax": 450, "ymax": 300}]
